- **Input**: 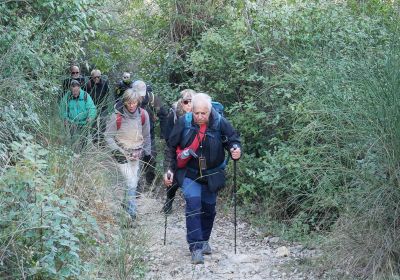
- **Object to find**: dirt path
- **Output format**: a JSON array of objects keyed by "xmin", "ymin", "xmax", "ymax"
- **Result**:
[{"xmin": 135, "ymin": 191, "xmax": 321, "ymax": 280}]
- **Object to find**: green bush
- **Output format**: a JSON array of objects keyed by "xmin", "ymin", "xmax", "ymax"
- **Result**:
[{"xmin": 0, "ymin": 139, "xmax": 99, "ymax": 279}]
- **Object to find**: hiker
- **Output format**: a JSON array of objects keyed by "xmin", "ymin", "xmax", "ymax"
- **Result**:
[
  {"xmin": 105, "ymin": 83, "xmax": 151, "ymax": 221},
  {"xmin": 59, "ymin": 79, "xmax": 97, "ymax": 152},
  {"xmin": 162, "ymin": 89, "xmax": 196, "ymax": 214},
  {"xmin": 62, "ymin": 65, "xmax": 86, "ymax": 99},
  {"xmin": 114, "ymin": 72, "xmax": 133, "ymax": 103},
  {"xmin": 163, "ymin": 92, "xmax": 241, "ymax": 264},
  {"xmin": 85, "ymin": 69, "xmax": 110, "ymax": 146},
  {"xmin": 139, "ymin": 82, "xmax": 169, "ymax": 185}
]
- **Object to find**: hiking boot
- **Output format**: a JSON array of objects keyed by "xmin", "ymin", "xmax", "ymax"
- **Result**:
[
  {"xmin": 202, "ymin": 241, "xmax": 212, "ymax": 255},
  {"xmin": 162, "ymin": 198, "xmax": 173, "ymax": 215},
  {"xmin": 191, "ymin": 249, "xmax": 204, "ymax": 264}
]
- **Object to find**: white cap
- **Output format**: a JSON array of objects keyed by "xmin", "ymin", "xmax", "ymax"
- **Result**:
[{"xmin": 132, "ymin": 80, "xmax": 147, "ymax": 97}]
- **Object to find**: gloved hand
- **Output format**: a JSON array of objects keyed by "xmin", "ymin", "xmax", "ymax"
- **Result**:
[{"xmin": 112, "ymin": 149, "xmax": 127, "ymax": 164}]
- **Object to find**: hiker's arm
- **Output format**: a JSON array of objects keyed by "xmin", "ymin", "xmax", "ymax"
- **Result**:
[
  {"xmin": 142, "ymin": 110, "xmax": 151, "ymax": 156},
  {"xmin": 104, "ymin": 114, "xmax": 122, "ymax": 151},
  {"xmin": 163, "ymin": 117, "xmax": 185, "ymax": 185},
  {"xmin": 86, "ymin": 95, "xmax": 97, "ymax": 122},
  {"xmin": 155, "ymin": 96, "xmax": 169, "ymax": 139},
  {"xmin": 162, "ymin": 111, "xmax": 175, "ymax": 142},
  {"xmin": 221, "ymin": 118, "xmax": 241, "ymax": 158}
]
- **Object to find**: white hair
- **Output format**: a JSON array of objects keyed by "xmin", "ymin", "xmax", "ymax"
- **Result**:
[
  {"xmin": 91, "ymin": 69, "xmax": 101, "ymax": 76},
  {"xmin": 192, "ymin": 92, "xmax": 212, "ymax": 111},
  {"xmin": 123, "ymin": 88, "xmax": 141, "ymax": 104}
]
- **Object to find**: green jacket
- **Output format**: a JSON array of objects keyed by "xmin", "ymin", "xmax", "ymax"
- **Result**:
[{"xmin": 60, "ymin": 89, "xmax": 97, "ymax": 125}]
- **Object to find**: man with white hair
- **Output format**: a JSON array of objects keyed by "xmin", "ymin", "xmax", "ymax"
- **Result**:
[
  {"xmin": 105, "ymin": 81, "xmax": 151, "ymax": 221},
  {"xmin": 164, "ymin": 92, "xmax": 241, "ymax": 264}
]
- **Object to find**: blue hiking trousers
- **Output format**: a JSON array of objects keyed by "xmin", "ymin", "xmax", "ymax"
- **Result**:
[{"xmin": 181, "ymin": 177, "xmax": 217, "ymax": 252}]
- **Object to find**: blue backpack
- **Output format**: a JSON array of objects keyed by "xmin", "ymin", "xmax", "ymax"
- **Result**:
[{"xmin": 211, "ymin": 101, "xmax": 224, "ymax": 117}]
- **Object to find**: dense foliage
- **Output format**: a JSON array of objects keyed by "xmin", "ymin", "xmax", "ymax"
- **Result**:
[
  {"xmin": 1, "ymin": 0, "xmax": 400, "ymax": 278},
  {"xmin": 103, "ymin": 0, "xmax": 399, "ymax": 277},
  {"xmin": 1, "ymin": 0, "xmax": 146, "ymax": 279}
]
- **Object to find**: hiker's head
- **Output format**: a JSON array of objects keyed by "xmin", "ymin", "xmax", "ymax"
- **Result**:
[
  {"xmin": 122, "ymin": 72, "xmax": 131, "ymax": 84},
  {"xmin": 192, "ymin": 92, "xmax": 212, "ymax": 125},
  {"xmin": 70, "ymin": 65, "xmax": 80, "ymax": 79},
  {"xmin": 180, "ymin": 89, "xmax": 195, "ymax": 113},
  {"xmin": 132, "ymin": 80, "xmax": 147, "ymax": 101},
  {"xmin": 123, "ymin": 88, "xmax": 141, "ymax": 113},
  {"xmin": 91, "ymin": 69, "xmax": 101, "ymax": 84},
  {"xmin": 70, "ymin": 79, "xmax": 81, "ymax": 97}
]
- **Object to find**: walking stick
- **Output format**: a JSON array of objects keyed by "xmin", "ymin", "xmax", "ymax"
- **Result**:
[
  {"xmin": 164, "ymin": 172, "xmax": 172, "ymax": 246},
  {"xmin": 232, "ymin": 144, "xmax": 238, "ymax": 254},
  {"xmin": 164, "ymin": 206, "xmax": 167, "ymax": 245}
]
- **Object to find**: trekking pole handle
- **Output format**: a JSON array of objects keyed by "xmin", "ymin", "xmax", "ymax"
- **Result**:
[
  {"xmin": 167, "ymin": 170, "xmax": 172, "ymax": 180},
  {"xmin": 233, "ymin": 144, "xmax": 238, "ymax": 150}
]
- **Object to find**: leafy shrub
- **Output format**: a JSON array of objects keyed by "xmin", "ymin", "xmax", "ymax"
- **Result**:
[{"xmin": 0, "ymin": 139, "xmax": 99, "ymax": 279}]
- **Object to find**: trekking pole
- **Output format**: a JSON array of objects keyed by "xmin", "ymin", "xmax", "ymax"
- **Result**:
[
  {"xmin": 164, "ymin": 172, "xmax": 172, "ymax": 246},
  {"xmin": 164, "ymin": 205, "xmax": 167, "ymax": 245},
  {"xmin": 232, "ymin": 144, "xmax": 238, "ymax": 254}
]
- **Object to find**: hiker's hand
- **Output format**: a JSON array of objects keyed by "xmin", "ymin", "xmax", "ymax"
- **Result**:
[
  {"xmin": 230, "ymin": 147, "xmax": 241, "ymax": 160},
  {"xmin": 164, "ymin": 171, "xmax": 174, "ymax": 187}
]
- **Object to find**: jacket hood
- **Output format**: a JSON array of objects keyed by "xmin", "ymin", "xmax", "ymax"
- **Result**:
[{"xmin": 208, "ymin": 107, "xmax": 221, "ymax": 130}]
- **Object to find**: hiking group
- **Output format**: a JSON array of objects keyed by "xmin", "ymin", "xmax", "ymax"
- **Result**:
[{"xmin": 59, "ymin": 65, "xmax": 242, "ymax": 265}]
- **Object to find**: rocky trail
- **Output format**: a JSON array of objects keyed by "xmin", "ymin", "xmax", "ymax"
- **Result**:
[{"xmin": 133, "ymin": 190, "xmax": 322, "ymax": 280}]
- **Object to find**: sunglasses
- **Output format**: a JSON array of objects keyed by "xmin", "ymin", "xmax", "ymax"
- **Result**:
[
  {"xmin": 182, "ymin": 99, "xmax": 191, "ymax": 105},
  {"xmin": 71, "ymin": 71, "xmax": 79, "ymax": 74},
  {"xmin": 123, "ymin": 76, "xmax": 130, "ymax": 79}
]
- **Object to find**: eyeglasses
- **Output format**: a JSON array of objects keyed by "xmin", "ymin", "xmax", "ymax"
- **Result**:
[
  {"xmin": 71, "ymin": 71, "xmax": 79, "ymax": 74},
  {"xmin": 93, "ymin": 76, "xmax": 100, "ymax": 79},
  {"xmin": 182, "ymin": 99, "xmax": 191, "ymax": 105}
]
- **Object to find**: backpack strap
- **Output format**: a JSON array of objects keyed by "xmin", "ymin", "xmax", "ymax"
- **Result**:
[
  {"xmin": 140, "ymin": 108, "xmax": 146, "ymax": 125},
  {"xmin": 116, "ymin": 108, "xmax": 146, "ymax": 130},
  {"xmin": 180, "ymin": 112, "xmax": 195, "ymax": 146},
  {"xmin": 184, "ymin": 112, "xmax": 192, "ymax": 127},
  {"xmin": 116, "ymin": 112, "xmax": 122, "ymax": 130}
]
